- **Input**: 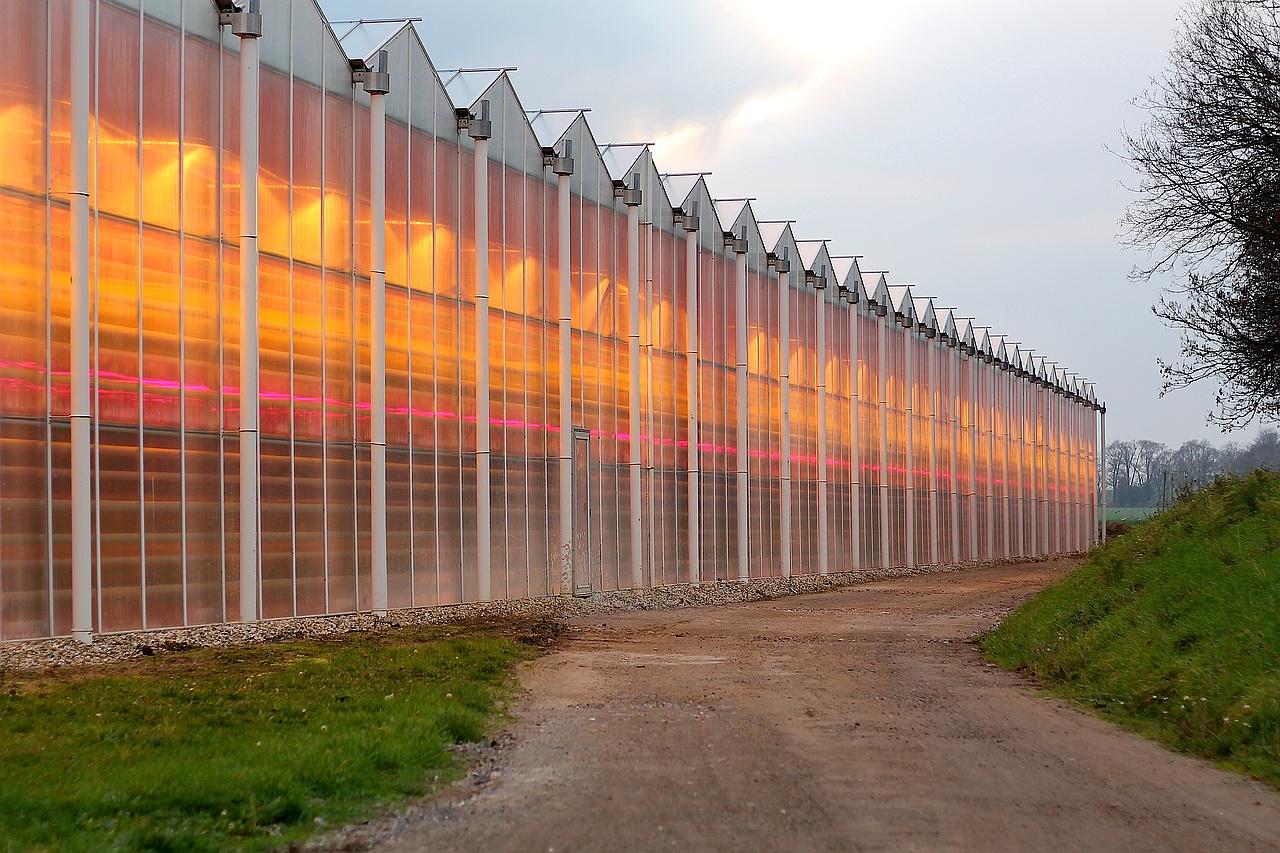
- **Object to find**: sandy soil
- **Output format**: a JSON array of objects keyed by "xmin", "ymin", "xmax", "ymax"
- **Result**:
[{"xmin": 371, "ymin": 559, "xmax": 1280, "ymax": 852}]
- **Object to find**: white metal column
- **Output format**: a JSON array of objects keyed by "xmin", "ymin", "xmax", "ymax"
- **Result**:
[
  {"xmin": 70, "ymin": 0, "xmax": 93, "ymax": 643},
  {"xmin": 624, "ymin": 181, "xmax": 643, "ymax": 587},
  {"xmin": 734, "ymin": 237, "xmax": 749, "ymax": 581},
  {"xmin": 356, "ymin": 53, "xmax": 391, "ymax": 614},
  {"xmin": 470, "ymin": 105, "xmax": 492, "ymax": 601},
  {"xmin": 878, "ymin": 309, "xmax": 889, "ymax": 569},
  {"xmin": 850, "ymin": 297, "xmax": 860, "ymax": 570},
  {"xmin": 969, "ymin": 352, "xmax": 980, "ymax": 560},
  {"xmin": 904, "ymin": 323, "xmax": 915, "ymax": 568},
  {"xmin": 232, "ymin": 6, "xmax": 262, "ymax": 622},
  {"xmin": 1099, "ymin": 405, "xmax": 1106, "ymax": 545},
  {"xmin": 554, "ymin": 144, "xmax": 573, "ymax": 593},
  {"xmin": 928, "ymin": 334, "xmax": 938, "ymax": 566},
  {"xmin": 949, "ymin": 345, "xmax": 960, "ymax": 562},
  {"xmin": 815, "ymin": 273, "xmax": 828, "ymax": 575},
  {"xmin": 988, "ymin": 359, "xmax": 996, "ymax": 558},
  {"xmin": 684, "ymin": 211, "xmax": 700, "ymax": 585},
  {"xmin": 780, "ymin": 259, "xmax": 793, "ymax": 577}
]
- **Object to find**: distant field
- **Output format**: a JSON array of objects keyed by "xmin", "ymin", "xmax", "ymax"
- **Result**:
[{"xmin": 1104, "ymin": 506, "xmax": 1161, "ymax": 522}]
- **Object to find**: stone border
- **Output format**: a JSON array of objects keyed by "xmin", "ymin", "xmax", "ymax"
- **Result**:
[{"xmin": 0, "ymin": 555, "xmax": 1064, "ymax": 672}]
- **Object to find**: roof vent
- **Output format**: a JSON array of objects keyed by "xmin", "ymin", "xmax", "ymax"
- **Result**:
[
  {"xmin": 682, "ymin": 200, "xmax": 700, "ymax": 233},
  {"xmin": 621, "ymin": 172, "xmax": 642, "ymax": 206},
  {"xmin": 551, "ymin": 138, "xmax": 574, "ymax": 176},
  {"xmin": 353, "ymin": 49, "xmax": 391, "ymax": 95},
  {"xmin": 467, "ymin": 99, "xmax": 492, "ymax": 140}
]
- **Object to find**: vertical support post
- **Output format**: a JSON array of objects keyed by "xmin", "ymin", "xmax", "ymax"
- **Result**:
[
  {"xmin": 949, "ymin": 347, "xmax": 959, "ymax": 562},
  {"xmin": 986, "ymin": 357, "xmax": 995, "ymax": 558},
  {"xmin": 644, "ymin": 222, "xmax": 657, "ymax": 585},
  {"xmin": 877, "ymin": 310, "xmax": 889, "ymax": 569},
  {"xmin": 734, "ymin": 240, "xmax": 749, "ymax": 580},
  {"xmin": 904, "ymin": 323, "xmax": 914, "ymax": 568},
  {"xmin": 928, "ymin": 334, "xmax": 938, "ymax": 566},
  {"xmin": 779, "ymin": 257, "xmax": 792, "ymax": 577},
  {"xmin": 356, "ymin": 53, "xmax": 391, "ymax": 614},
  {"xmin": 1099, "ymin": 406, "xmax": 1106, "ymax": 545},
  {"xmin": 850, "ymin": 297, "xmax": 860, "ymax": 570},
  {"xmin": 624, "ymin": 186, "xmax": 644, "ymax": 588},
  {"xmin": 233, "ymin": 7, "xmax": 263, "ymax": 623},
  {"xmin": 555, "ymin": 146, "xmax": 573, "ymax": 594},
  {"xmin": 1029, "ymin": 377, "xmax": 1038, "ymax": 556},
  {"xmin": 472, "ymin": 120, "xmax": 491, "ymax": 601},
  {"xmin": 70, "ymin": 0, "xmax": 92, "ymax": 643},
  {"xmin": 967, "ymin": 352, "xmax": 978, "ymax": 561},
  {"xmin": 1018, "ymin": 371, "xmax": 1029, "ymax": 550},
  {"xmin": 1002, "ymin": 367, "xmax": 1011, "ymax": 557},
  {"xmin": 684, "ymin": 215, "xmax": 700, "ymax": 585},
  {"xmin": 815, "ymin": 274, "xmax": 828, "ymax": 576}
]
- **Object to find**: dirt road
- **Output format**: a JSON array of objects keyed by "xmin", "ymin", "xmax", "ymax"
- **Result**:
[{"xmin": 375, "ymin": 559, "xmax": 1280, "ymax": 852}]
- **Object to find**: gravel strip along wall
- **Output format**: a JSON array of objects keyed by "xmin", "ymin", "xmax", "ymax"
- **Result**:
[{"xmin": 0, "ymin": 557, "xmax": 1068, "ymax": 672}]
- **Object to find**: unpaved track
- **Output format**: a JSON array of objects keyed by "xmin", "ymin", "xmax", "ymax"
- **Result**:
[{"xmin": 377, "ymin": 559, "xmax": 1280, "ymax": 852}]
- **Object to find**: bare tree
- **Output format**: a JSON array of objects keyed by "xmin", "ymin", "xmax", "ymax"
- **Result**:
[{"xmin": 1122, "ymin": 0, "xmax": 1280, "ymax": 428}]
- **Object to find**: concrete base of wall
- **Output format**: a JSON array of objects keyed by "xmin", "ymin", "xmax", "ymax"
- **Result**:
[{"xmin": 0, "ymin": 554, "xmax": 1082, "ymax": 672}]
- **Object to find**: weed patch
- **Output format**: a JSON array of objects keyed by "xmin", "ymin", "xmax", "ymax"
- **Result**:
[{"xmin": 0, "ymin": 621, "xmax": 543, "ymax": 851}]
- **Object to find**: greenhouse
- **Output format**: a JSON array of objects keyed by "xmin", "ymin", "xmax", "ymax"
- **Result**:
[{"xmin": 0, "ymin": 0, "xmax": 1103, "ymax": 642}]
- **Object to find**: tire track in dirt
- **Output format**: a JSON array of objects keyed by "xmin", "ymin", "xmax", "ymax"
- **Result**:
[{"xmin": 368, "ymin": 559, "xmax": 1280, "ymax": 852}]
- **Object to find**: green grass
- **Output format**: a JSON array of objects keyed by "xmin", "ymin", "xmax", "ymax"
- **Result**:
[
  {"xmin": 0, "ymin": 620, "xmax": 546, "ymax": 852},
  {"xmin": 984, "ymin": 470, "xmax": 1280, "ymax": 786}
]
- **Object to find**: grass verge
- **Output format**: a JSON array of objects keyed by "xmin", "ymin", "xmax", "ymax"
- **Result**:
[
  {"xmin": 0, "ymin": 619, "xmax": 549, "ymax": 851},
  {"xmin": 982, "ymin": 470, "xmax": 1280, "ymax": 786}
]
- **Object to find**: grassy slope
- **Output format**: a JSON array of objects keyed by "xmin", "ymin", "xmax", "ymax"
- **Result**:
[
  {"xmin": 0, "ymin": 623, "xmax": 540, "ymax": 852},
  {"xmin": 983, "ymin": 471, "xmax": 1280, "ymax": 785}
]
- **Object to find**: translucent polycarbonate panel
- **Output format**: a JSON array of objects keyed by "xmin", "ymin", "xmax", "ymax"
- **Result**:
[
  {"xmin": 0, "ymin": 1, "xmax": 49, "ymax": 198},
  {"xmin": 260, "ymin": 436, "xmax": 293, "ymax": 619},
  {"xmin": 96, "ymin": 5, "xmax": 140, "ymax": 223},
  {"xmin": 294, "ymin": 441, "xmax": 326, "ymax": 615}
]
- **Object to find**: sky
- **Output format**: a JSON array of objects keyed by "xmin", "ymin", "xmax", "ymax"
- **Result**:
[{"xmin": 320, "ymin": 0, "xmax": 1265, "ymax": 450}]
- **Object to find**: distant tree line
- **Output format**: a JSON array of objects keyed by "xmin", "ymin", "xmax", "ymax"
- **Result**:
[{"xmin": 1104, "ymin": 429, "xmax": 1280, "ymax": 508}]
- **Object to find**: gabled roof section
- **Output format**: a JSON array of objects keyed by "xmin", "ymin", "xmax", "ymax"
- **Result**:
[
  {"xmin": 600, "ymin": 144, "xmax": 646, "ymax": 184},
  {"xmin": 621, "ymin": 148, "xmax": 678, "ymax": 233},
  {"xmin": 990, "ymin": 334, "xmax": 1007, "ymax": 362},
  {"xmin": 661, "ymin": 174, "xmax": 702, "ymax": 213},
  {"xmin": 713, "ymin": 199, "xmax": 750, "ymax": 231},
  {"xmin": 1009, "ymin": 344, "xmax": 1027, "ymax": 372},
  {"xmin": 442, "ymin": 68, "xmax": 507, "ymax": 111},
  {"xmin": 767, "ymin": 223, "xmax": 803, "ymax": 287},
  {"xmin": 796, "ymin": 239, "xmax": 825, "ymax": 272},
  {"xmin": 336, "ymin": 19, "xmax": 414, "ymax": 67},
  {"xmin": 666, "ymin": 176, "xmax": 722, "ymax": 250},
  {"xmin": 805, "ymin": 242, "xmax": 834, "ymax": 290},
  {"xmin": 758, "ymin": 221, "xmax": 790, "ymax": 252},
  {"xmin": 939, "ymin": 309, "xmax": 958, "ymax": 342},
  {"xmin": 558, "ymin": 111, "xmax": 614, "ymax": 205},
  {"xmin": 867, "ymin": 274, "xmax": 891, "ymax": 313},
  {"xmin": 975, "ymin": 328, "xmax": 993, "ymax": 358},
  {"xmin": 830, "ymin": 256, "xmax": 862, "ymax": 303},
  {"xmin": 912, "ymin": 297, "xmax": 938, "ymax": 333},
  {"xmin": 956, "ymin": 317, "xmax": 977, "ymax": 349},
  {"xmin": 723, "ymin": 201, "xmax": 771, "ymax": 273},
  {"xmin": 528, "ymin": 109, "xmax": 582, "ymax": 150},
  {"xmin": 449, "ymin": 71, "xmax": 546, "ymax": 170},
  {"xmin": 887, "ymin": 285, "xmax": 915, "ymax": 322}
]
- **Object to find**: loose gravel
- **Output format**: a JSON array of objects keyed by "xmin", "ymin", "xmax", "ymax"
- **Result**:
[{"xmin": 0, "ymin": 556, "xmax": 1061, "ymax": 672}]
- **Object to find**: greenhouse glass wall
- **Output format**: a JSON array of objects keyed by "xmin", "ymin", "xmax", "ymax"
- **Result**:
[{"xmin": 0, "ymin": 0, "xmax": 1103, "ymax": 641}]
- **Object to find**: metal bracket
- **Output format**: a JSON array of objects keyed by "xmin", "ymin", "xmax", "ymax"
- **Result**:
[{"xmin": 353, "ymin": 50, "xmax": 391, "ymax": 95}]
